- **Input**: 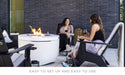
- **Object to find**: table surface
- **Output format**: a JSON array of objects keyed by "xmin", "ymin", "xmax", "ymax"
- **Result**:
[{"xmin": 18, "ymin": 34, "xmax": 59, "ymax": 41}]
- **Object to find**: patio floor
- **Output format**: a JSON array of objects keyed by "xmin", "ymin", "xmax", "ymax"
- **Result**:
[{"xmin": 41, "ymin": 48, "xmax": 118, "ymax": 67}]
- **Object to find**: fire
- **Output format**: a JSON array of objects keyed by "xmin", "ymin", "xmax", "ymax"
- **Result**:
[{"xmin": 29, "ymin": 25, "xmax": 44, "ymax": 36}]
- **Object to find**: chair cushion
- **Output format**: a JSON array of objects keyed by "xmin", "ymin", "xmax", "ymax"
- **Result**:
[
  {"xmin": 84, "ymin": 39, "xmax": 104, "ymax": 54},
  {"xmin": 11, "ymin": 53, "xmax": 25, "ymax": 67},
  {"xmin": 2, "ymin": 30, "xmax": 13, "ymax": 43}
]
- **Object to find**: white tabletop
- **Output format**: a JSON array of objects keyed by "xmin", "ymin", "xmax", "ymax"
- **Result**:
[{"xmin": 18, "ymin": 34, "xmax": 59, "ymax": 41}]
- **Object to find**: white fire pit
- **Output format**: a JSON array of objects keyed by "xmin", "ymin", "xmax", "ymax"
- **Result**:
[{"xmin": 18, "ymin": 34, "xmax": 59, "ymax": 66}]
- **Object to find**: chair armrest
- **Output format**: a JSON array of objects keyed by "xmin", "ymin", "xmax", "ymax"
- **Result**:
[
  {"xmin": 8, "ymin": 44, "xmax": 36, "ymax": 54},
  {"xmin": 78, "ymin": 39, "xmax": 111, "ymax": 46}
]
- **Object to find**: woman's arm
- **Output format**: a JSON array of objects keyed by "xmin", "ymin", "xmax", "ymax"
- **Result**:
[
  {"xmin": 59, "ymin": 26, "xmax": 71, "ymax": 38},
  {"xmin": 70, "ymin": 25, "xmax": 74, "ymax": 33},
  {"xmin": 79, "ymin": 24, "xmax": 99, "ymax": 41},
  {"xmin": 59, "ymin": 26, "xmax": 66, "ymax": 34}
]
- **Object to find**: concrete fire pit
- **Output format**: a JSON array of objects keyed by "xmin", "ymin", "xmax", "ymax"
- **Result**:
[{"xmin": 18, "ymin": 34, "xmax": 59, "ymax": 65}]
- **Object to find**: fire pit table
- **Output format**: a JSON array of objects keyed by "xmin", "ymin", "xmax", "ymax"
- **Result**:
[{"xmin": 18, "ymin": 34, "xmax": 59, "ymax": 66}]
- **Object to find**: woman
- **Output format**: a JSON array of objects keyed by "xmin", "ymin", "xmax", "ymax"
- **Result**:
[
  {"xmin": 59, "ymin": 17, "xmax": 74, "ymax": 51},
  {"xmin": 69, "ymin": 14, "xmax": 105, "ymax": 60}
]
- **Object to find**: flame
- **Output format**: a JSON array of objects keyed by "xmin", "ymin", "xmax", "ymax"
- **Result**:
[{"xmin": 29, "ymin": 25, "xmax": 44, "ymax": 36}]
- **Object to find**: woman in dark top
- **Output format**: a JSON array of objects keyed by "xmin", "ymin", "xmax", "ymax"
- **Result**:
[{"xmin": 69, "ymin": 14, "xmax": 105, "ymax": 59}]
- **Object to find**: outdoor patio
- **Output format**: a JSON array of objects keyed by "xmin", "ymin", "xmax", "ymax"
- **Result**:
[
  {"xmin": 0, "ymin": 1, "xmax": 125, "ymax": 75},
  {"xmin": 0, "ymin": 0, "xmax": 124, "ymax": 67}
]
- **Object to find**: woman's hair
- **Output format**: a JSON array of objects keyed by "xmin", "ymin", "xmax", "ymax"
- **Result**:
[
  {"xmin": 90, "ymin": 14, "xmax": 105, "ymax": 37},
  {"xmin": 62, "ymin": 17, "xmax": 71, "ymax": 26}
]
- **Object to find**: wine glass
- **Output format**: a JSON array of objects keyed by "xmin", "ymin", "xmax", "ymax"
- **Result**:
[{"xmin": 83, "ymin": 29, "xmax": 87, "ymax": 36}]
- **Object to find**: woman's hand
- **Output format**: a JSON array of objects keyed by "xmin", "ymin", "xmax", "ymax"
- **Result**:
[
  {"xmin": 65, "ymin": 32, "xmax": 71, "ymax": 38},
  {"xmin": 77, "ymin": 36, "xmax": 86, "ymax": 39},
  {"xmin": 77, "ymin": 36, "xmax": 82, "ymax": 39}
]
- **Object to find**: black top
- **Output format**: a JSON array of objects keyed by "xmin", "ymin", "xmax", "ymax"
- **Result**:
[
  {"xmin": 65, "ymin": 30, "xmax": 68, "ymax": 32},
  {"xmin": 92, "ymin": 29, "xmax": 104, "ymax": 42}
]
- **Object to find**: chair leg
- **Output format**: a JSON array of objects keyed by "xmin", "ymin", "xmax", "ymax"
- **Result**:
[
  {"xmin": 105, "ymin": 60, "xmax": 109, "ymax": 65},
  {"xmin": 76, "ymin": 60, "xmax": 85, "ymax": 67},
  {"xmin": 74, "ymin": 56, "xmax": 86, "ymax": 67},
  {"xmin": 24, "ymin": 47, "xmax": 31, "ymax": 67},
  {"xmin": 85, "ymin": 54, "xmax": 107, "ymax": 67},
  {"xmin": 77, "ymin": 52, "xmax": 107, "ymax": 67},
  {"xmin": 72, "ymin": 59, "xmax": 85, "ymax": 67},
  {"xmin": 102, "ymin": 57, "xmax": 109, "ymax": 65},
  {"xmin": 95, "ymin": 56, "xmax": 107, "ymax": 67}
]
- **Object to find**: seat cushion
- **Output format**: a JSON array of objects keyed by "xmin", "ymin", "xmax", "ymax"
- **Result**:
[
  {"xmin": 2, "ymin": 30, "xmax": 13, "ymax": 43},
  {"xmin": 11, "ymin": 53, "xmax": 25, "ymax": 67}
]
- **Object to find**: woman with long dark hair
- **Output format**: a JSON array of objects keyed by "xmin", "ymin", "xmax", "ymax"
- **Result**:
[
  {"xmin": 59, "ymin": 17, "xmax": 73, "ymax": 51},
  {"xmin": 62, "ymin": 14, "xmax": 105, "ymax": 66},
  {"xmin": 73, "ymin": 14, "xmax": 105, "ymax": 58},
  {"xmin": 80, "ymin": 14, "xmax": 105, "ymax": 41}
]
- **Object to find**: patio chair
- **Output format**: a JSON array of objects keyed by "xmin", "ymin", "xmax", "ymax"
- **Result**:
[
  {"xmin": 1, "ymin": 26, "xmax": 18, "ymax": 49},
  {"xmin": 0, "ymin": 28, "xmax": 36, "ymax": 67},
  {"xmin": 73, "ymin": 22, "xmax": 124, "ymax": 67}
]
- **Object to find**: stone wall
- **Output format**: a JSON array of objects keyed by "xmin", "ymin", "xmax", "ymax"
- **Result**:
[
  {"xmin": 24, "ymin": 0, "xmax": 120, "ymax": 47},
  {"xmin": 0, "ymin": 0, "xmax": 9, "ymax": 33}
]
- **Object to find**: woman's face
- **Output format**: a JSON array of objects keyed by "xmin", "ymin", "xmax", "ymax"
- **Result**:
[
  {"xmin": 65, "ymin": 19, "xmax": 70, "ymax": 26},
  {"xmin": 90, "ymin": 19, "xmax": 92, "ymax": 23}
]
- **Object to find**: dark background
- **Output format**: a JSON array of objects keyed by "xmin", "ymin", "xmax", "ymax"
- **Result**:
[
  {"xmin": 0, "ymin": 0, "xmax": 10, "ymax": 33},
  {"xmin": 24, "ymin": 0, "xmax": 120, "ymax": 48},
  {"xmin": 0, "ymin": 0, "xmax": 121, "ymax": 48}
]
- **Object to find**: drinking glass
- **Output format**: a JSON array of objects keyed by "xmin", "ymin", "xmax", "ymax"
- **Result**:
[{"xmin": 83, "ymin": 29, "xmax": 87, "ymax": 36}]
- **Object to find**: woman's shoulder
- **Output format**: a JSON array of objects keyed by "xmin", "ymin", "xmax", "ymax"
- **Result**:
[
  {"xmin": 92, "ymin": 24, "xmax": 100, "ymax": 31},
  {"xmin": 92, "ymin": 24, "xmax": 100, "ymax": 28},
  {"xmin": 93, "ymin": 24, "xmax": 99, "ymax": 26},
  {"xmin": 60, "ymin": 25, "xmax": 65, "ymax": 28},
  {"xmin": 69, "ymin": 25, "xmax": 73, "ymax": 28}
]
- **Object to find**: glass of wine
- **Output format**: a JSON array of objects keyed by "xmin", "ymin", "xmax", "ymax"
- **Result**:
[{"xmin": 83, "ymin": 29, "xmax": 87, "ymax": 36}]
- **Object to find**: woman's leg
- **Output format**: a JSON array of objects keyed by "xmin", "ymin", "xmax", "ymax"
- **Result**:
[
  {"xmin": 68, "ymin": 40, "xmax": 80, "ymax": 59},
  {"xmin": 72, "ymin": 41, "xmax": 80, "ymax": 58},
  {"xmin": 70, "ymin": 39, "xmax": 97, "ymax": 58},
  {"xmin": 65, "ymin": 35, "xmax": 72, "ymax": 51},
  {"xmin": 85, "ymin": 39, "xmax": 103, "ymax": 54},
  {"xmin": 59, "ymin": 34, "xmax": 67, "ymax": 51}
]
